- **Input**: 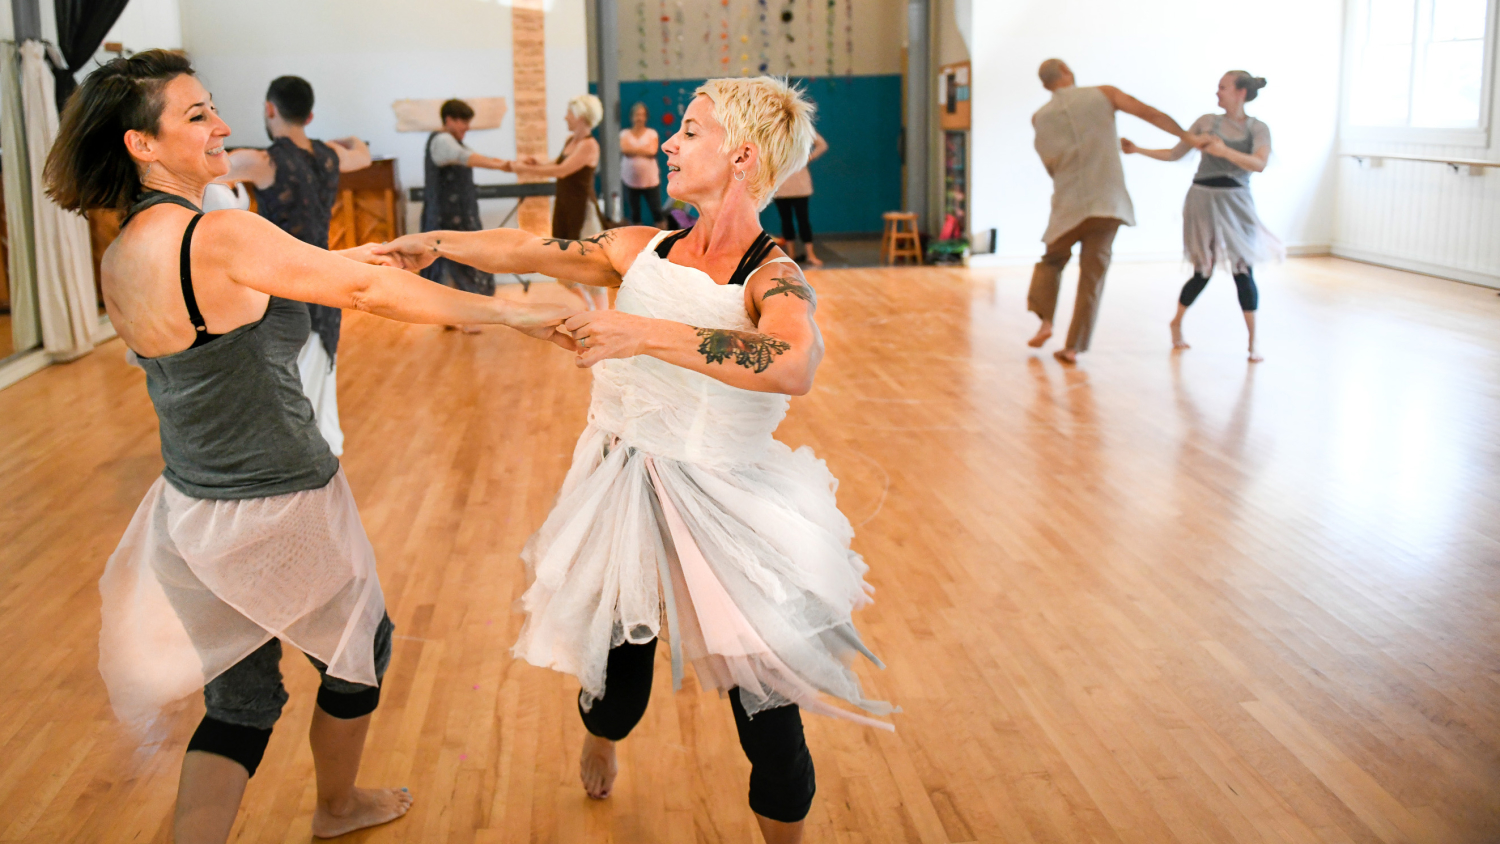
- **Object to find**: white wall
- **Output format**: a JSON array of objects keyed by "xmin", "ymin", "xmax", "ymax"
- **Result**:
[
  {"xmin": 1331, "ymin": 1, "xmax": 1500, "ymax": 289},
  {"xmin": 178, "ymin": 0, "xmax": 588, "ymax": 229},
  {"xmin": 99, "ymin": 0, "xmax": 182, "ymax": 52},
  {"xmin": 969, "ymin": 0, "xmax": 1343, "ymax": 263}
]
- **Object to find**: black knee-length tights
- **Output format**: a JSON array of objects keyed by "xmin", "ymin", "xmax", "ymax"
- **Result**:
[
  {"xmin": 578, "ymin": 639, "xmax": 816, "ymax": 824},
  {"xmin": 1179, "ymin": 267, "xmax": 1258, "ymax": 311}
]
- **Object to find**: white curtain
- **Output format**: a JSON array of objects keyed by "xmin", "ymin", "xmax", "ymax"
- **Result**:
[
  {"xmin": 1, "ymin": 41, "xmax": 41, "ymax": 355},
  {"xmin": 20, "ymin": 40, "xmax": 98, "ymax": 361}
]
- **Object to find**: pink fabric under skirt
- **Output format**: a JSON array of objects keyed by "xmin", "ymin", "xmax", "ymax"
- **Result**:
[{"xmin": 98, "ymin": 469, "xmax": 385, "ymax": 727}]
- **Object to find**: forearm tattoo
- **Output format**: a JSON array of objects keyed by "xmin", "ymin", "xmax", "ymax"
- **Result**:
[
  {"xmin": 695, "ymin": 328, "xmax": 790, "ymax": 373},
  {"xmin": 540, "ymin": 229, "xmax": 618, "ymax": 256},
  {"xmin": 763, "ymin": 274, "xmax": 816, "ymax": 306}
]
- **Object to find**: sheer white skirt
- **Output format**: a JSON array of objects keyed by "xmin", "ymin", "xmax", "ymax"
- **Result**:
[
  {"xmin": 1183, "ymin": 184, "xmax": 1284, "ymax": 274},
  {"xmin": 513, "ymin": 426, "xmax": 894, "ymax": 729},
  {"xmin": 296, "ymin": 334, "xmax": 344, "ymax": 457},
  {"xmin": 98, "ymin": 469, "xmax": 385, "ymax": 727}
]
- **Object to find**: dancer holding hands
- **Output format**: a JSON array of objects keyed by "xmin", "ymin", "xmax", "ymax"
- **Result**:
[
  {"xmin": 377, "ymin": 76, "xmax": 891, "ymax": 844},
  {"xmin": 1123, "ymin": 70, "xmax": 1282, "ymax": 361},
  {"xmin": 45, "ymin": 50, "xmax": 573, "ymax": 844}
]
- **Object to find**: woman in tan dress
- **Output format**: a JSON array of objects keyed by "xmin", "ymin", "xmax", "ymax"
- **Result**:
[{"xmin": 513, "ymin": 94, "xmax": 607, "ymax": 309}]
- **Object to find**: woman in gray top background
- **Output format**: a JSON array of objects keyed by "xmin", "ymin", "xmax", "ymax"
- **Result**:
[
  {"xmin": 1124, "ymin": 70, "xmax": 1283, "ymax": 362},
  {"xmin": 44, "ymin": 50, "xmax": 574, "ymax": 844}
]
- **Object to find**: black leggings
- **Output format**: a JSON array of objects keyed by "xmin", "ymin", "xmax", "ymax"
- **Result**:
[
  {"xmin": 623, "ymin": 183, "xmax": 663, "ymax": 225},
  {"xmin": 579, "ymin": 639, "xmax": 816, "ymax": 823},
  {"xmin": 774, "ymin": 196, "xmax": 814, "ymax": 245},
  {"xmin": 1179, "ymin": 268, "xmax": 1258, "ymax": 312}
]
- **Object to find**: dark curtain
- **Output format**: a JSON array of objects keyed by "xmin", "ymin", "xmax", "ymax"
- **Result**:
[{"xmin": 51, "ymin": 0, "xmax": 133, "ymax": 112}]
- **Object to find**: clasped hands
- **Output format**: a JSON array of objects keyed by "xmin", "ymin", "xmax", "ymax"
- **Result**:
[
  {"xmin": 345, "ymin": 235, "xmax": 652, "ymax": 367},
  {"xmin": 1120, "ymin": 132, "xmax": 1229, "ymax": 157}
]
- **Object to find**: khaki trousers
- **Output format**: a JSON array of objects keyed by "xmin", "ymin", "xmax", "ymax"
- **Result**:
[{"xmin": 1027, "ymin": 217, "xmax": 1121, "ymax": 352}]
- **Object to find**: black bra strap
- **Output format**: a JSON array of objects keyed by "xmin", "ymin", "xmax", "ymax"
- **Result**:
[
  {"xmin": 727, "ymin": 231, "xmax": 776, "ymax": 286},
  {"xmin": 179, "ymin": 214, "xmax": 218, "ymax": 347},
  {"xmin": 654, "ymin": 227, "xmax": 694, "ymax": 259}
]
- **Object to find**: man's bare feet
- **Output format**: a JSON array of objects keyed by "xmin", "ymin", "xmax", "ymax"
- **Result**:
[
  {"xmin": 1027, "ymin": 323, "xmax": 1053, "ymax": 348},
  {"xmin": 1053, "ymin": 348, "xmax": 1077, "ymax": 365},
  {"xmin": 311, "ymin": 787, "xmax": 413, "ymax": 839},
  {"xmin": 579, "ymin": 733, "xmax": 618, "ymax": 800},
  {"xmin": 1170, "ymin": 320, "xmax": 1190, "ymax": 349}
]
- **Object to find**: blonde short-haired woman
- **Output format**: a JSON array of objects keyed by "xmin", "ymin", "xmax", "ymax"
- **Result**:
[
  {"xmin": 511, "ymin": 93, "xmax": 607, "ymax": 309},
  {"xmin": 378, "ymin": 77, "xmax": 891, "ymax": 843}
]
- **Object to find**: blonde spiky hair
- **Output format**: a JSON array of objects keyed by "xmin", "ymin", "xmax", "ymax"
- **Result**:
[{"xmin": 693, "ymin": 76, "xmax": 816, "ymax": 210}]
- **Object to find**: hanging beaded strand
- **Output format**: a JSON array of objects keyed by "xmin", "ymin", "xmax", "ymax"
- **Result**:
[
  {"xmin": 637, "ymin": 0, "xmax": 649, "ymax": 79},
  {"xmin": 781, "ymin": 2, "xmax": 794, "ymax": 73},
  {"xmin": 825, "ymin": 0, "xmax": 835, "ymax": 77},
  {"xmin": 805, "ymin": 0, "xmax": 814, "ymax": 77},
  {"xmin": 757, "ymin": 0, "xmax": 771, "ymax": 74},
  {"xmin": 675, "ymin": 0, "xmax": 685, "ymax": 72},
  {"xmin": 844, "ymin": 0, "xmax": 853, "ymax": 80},
  {"xmin": 659, "ymin": 0, "xmax": 670, "ymax": 73}
]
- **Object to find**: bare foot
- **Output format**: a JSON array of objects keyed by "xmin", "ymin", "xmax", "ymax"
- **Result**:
[
  {"xmin": 803, "ymin": 253, "xmax": 824, "ymax": 268},
  {"xmin": 1170, "ymin": 321, "xmax": 1190, "ymax": 349},
  {"xmin": 579, "ymin": 734, "xmax": 618, "ymax": 800},
  {"xmin": 1053, "ymin": 348, "xmax": 1077, "ymax": 365},
  {"xmin": 1248, "ymin": 351, "xmax": 1264, "ymax": 363},
  {"xmin": 311, "ymin": 787, "xmax": 413, "ymax": 839},
  {"xmin": 1027, "ymin": 324, "xmax": 1053, "ymax": 348}
]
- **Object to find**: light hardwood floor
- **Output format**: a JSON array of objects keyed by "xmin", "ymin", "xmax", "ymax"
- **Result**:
[{"xmin": 0, "ymin": 258, "xmax": 1497, "ymax": 843}]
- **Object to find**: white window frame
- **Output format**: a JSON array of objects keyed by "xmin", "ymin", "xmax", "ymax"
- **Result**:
[{"xmin": 1340, "ymin": 0, "xmax": 1499, "ymax": 147}]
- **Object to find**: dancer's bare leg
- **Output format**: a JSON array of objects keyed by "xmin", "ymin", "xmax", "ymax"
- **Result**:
[
  {"xmin": 803, "ymin": 243, "xmax": 824, "ymax": 269},
  {"xmin": 1028, "ymin": 319, "xmax": 1054, "ymax": 348},
  {"xmin": 579, "ymin": 733, "xmax": 619, "ymax": 799},
  {"xmin": 1170, "ymin": 303, "xmax": 1191, "ymax": 349},
  {"xmin": 174, "ymin": 752, "xmax": 249, "ymax": 844},
  {"xmin": 755, "ymin": 814, "xmax": 806, "ymax": 844},
  {"xmin": 1243, "ymin": 310, "xmax": 1263, "ymax": 362},
  {"xmin": 1053, "ymin": 347, "xmax": 1077, "ymax": 365},
  {"xmin": 309, "ymin": 708, "xmax": 413, "ymax": 838}
]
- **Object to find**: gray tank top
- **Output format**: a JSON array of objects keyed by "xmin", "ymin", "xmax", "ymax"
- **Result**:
[{"xmin": 126, "ymin": 192, "xmax": 339, "ymax": 500}]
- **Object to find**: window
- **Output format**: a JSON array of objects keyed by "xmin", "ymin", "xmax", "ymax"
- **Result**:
[{"xmin": 1346, "ymin": 0, "xmax": 1495, "ymax": 136}]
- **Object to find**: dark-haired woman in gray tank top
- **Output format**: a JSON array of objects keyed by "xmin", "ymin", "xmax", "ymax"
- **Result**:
[
  {"xmin": 43, "ymin": 51, "xmax": 577, "ymax": 843},
  {"xmin": 1123, "ymin": 70, "xmax": 1284, "ymax": 362}
]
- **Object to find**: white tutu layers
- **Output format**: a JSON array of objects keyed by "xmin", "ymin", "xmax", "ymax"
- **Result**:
[
  {"xmin": 513, "ymin": 231, "xmax": 892, "ymax": 729},
  {"xmin": 1183, "ymin": 184, "xmax": 1284, "ymax": 274},
  {"xmin": 99, "ymin": 469, "xmax": 385, "ymax": 726}
]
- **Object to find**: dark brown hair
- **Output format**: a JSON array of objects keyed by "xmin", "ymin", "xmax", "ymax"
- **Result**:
[
  {"xmin": 1230, "ymin": 70, "xmax": 1268, "ymax": 102},
  {"xmin": 266, "ymin": 75, "xmax": 314, "ymax": 125},
  {"xmin": 44, "ymin": 49, "xmax": 196, "ymax": 213},
  {"xmin": 440, "ymin": 98, "xmax": 475, "ymax": 122}
]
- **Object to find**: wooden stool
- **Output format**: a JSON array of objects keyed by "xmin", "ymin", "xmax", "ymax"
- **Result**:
[{"xmin": 882, "ymin": 212, "xmax": 923, "ymax": 265}]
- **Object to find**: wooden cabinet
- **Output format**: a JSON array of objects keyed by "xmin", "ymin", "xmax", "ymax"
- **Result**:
[{"xmin": 329, "ymin": 158, "xmax": 404, "ymax": 249}]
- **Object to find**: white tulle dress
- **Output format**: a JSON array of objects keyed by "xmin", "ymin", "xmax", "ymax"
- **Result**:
[{"xmin": 514, "ymin": 230, "xmax": 893, "ymax": 728}]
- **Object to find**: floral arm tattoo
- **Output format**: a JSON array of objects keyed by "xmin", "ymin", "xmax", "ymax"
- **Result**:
[
  {"xmin": 540, "ymin": 229, "xmax": 618, "ymax": 256},
  {"xmin": 694, "ymin": 328, "xmax": 790, "ymax": 373}
]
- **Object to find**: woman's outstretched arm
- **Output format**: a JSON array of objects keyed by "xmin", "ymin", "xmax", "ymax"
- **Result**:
[
  {"xmin": 1121, "ymin": 136, "xmax": 1196, "ymax": 162},
  {"xmin": 513, "ymin": 139, "xmax": 600, "ymax": 180},
  {"xmin": 373, "ymin": 225, "xmax": 662, "ymax": 289},
  {"xmin": 197, "ymin": 210, "xmax": 577, "ymax": 342}
]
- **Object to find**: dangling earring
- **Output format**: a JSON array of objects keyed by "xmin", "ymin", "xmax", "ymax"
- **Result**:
[
  {"xmin": 734, "ymin": 169, "xmax": 746, "ymax": 182},
  {"xmin": 142, "ymin": 163, "xmax": 152, "ymax": 181}
]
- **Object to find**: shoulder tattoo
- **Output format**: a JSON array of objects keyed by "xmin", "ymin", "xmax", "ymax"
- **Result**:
[
  {"xmin": 762, "ymin": 273, "xmax": 816, "ymax": 307},
  {"xmin": 694, "ymin": 328, "xmax": 790, "ymax": 374}
]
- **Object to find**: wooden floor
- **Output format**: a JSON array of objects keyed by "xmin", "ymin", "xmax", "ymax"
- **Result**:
[{"xmin": 1, "ymin": 258, "xmax": 1498, "ymax": 843}]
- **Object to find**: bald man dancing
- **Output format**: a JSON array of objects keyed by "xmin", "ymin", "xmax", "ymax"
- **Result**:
[{"xmin": 1028, "ymin": 59, "xmax": 1193, "ymax": 364}]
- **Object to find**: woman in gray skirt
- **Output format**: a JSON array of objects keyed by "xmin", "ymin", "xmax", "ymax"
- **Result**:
[{"xmin": 1123, "ymin": 70, "xmax": 1282, "ymax": 361}]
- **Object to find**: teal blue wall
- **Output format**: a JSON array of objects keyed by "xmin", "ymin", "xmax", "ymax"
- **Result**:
[{"xmin": 608, "ymin": 75, "xmax": 902, "ymax": 235}]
